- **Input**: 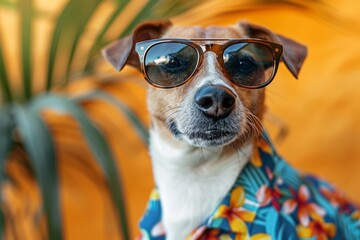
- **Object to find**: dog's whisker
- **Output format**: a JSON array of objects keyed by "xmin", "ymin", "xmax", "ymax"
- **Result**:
[
  {"xmin": 215, "ymin": 145, "xmax": 225, "ymax": 157},
  {"xmin": 159, "ymin": 106, "xmax": 182, "ymax": 119},
  {"xmin": 199, "ymin": 147, "xmax": 206, "ymax": 163},
  {"xmin": 242, "ymin": 108, "xmax": 264, "ymax": 140},
  {"xmin": 164, "ymin": 111, "xmax": 181, "ymax": 122},
  {"xmin": 154, "ymin": 120, "xmax": 174, "ymax": 138}
]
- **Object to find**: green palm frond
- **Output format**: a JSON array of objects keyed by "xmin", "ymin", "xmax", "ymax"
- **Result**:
[
  {"xmin": 83, "ymin": 1, "xmax": 130, "ymax": 72},
  {"xmin": 19, "ymin": 0, "xmax": 33, "ymax": 100},
  {"xmin": 0, "ymin": 106, "xmax": 13, "ymax": 240},
  {"xmin": 0, "ymin": 0, "xmax": 15, "ymax": 8},
  {"xmin": 31, "ymin": 94, "xmax": 131, "ymax": 239},
  {"xmin": 74, "ymin": 91, "xmax": 149, "ymax": 145},
  {"xmin": 0, "ymin": 106, "xmax": 13, "ymax": 181},
  {"xmin": 13, "ymin": 104, "xmax": 62, "ymax": 240},
  {"xmin": 46, "ymin": 0, "xmax": 103, "ymax": 90},
  {"xmin": 84, "ymin": 0, "xmax": 206, "ymax": 73},
  {"xmin": 0, "ymin": 37, "xmax": 12, "ymax": 103},
  {"xmin": 0, "ymin": 209, "xmax": 4, "ymax": 240}
]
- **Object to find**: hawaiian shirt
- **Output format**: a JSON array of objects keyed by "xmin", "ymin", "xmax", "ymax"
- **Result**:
[{"xmin": 138, "ymin": 132, "xmax": 360, "ymax": 240}]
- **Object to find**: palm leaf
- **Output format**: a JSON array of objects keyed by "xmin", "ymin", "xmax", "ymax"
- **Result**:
[
  {"xmin": 19, "ymin": 0, "xmax": 33, "ymax": 100},
  {"xmin": 117, "ymin": 0, "xmax": 204, "ymax": 38},
  {"xmin": 118, "ymin": 0, "xmax": 163, "ymax": 38},
  {"xmin": 0, "ymin": 208, "xmax": 4, "ymax": 240},
  {"xmin": 46, "ymin": 0, "xmax": 102, "ymax": 90},
  {"xmin": 13, "ymin": 105, "xmax": 62, "ymax": 240},
  {"xmin": 0, "ymin": 106, "xmax": 13, "ymax": 181},
  {"xmin": 63, "ymin": 1, "xmax": 102, "ymax": 81},
  {"xmin": 84, "ymin": 0, "xmax": 204, "ymax": 72},
  {"xmin": 0, "ymin": 39, "xmax": 12, "ymax": 103},
  {"xmin": 73, "ymin": 91, "xmax": 149, "ymax": 145},
  {"xmin": 84, "ymin": 1, "xmax": 131, "ymax": 72},
  {"xmin": 0, "ymin": 0, "xmax": 15, "ymax": 9},
  {"xmin": 151, "ymin": 0, "xmax": 206, "ymax": 19},
  {"xmin": 0, "ymin": 106, "xmax": 14, "ymax": 240},
  {"xmin": 30, "ymin": 94, "xmax": 130, "ymax": 240}
]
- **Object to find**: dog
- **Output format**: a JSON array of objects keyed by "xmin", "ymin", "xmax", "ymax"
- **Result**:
[{"xmin": 103, "ymin": 20, "xmax": 360, "ymax": 240}]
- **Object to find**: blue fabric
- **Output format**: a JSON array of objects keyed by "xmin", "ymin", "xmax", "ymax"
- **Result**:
[{"xmin": 138, "ymin": 132, "xmax": 360, "ymax": 239}]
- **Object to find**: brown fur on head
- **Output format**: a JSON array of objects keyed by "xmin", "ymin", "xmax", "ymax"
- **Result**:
[{"xmin": 102, "ymin": 20, "xmax": 307, "ymax": 148}]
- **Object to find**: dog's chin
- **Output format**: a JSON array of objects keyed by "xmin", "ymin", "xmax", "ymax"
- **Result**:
[{"xmin": 169, "ymin": 120, "xmax": 238, "ymax": 147}]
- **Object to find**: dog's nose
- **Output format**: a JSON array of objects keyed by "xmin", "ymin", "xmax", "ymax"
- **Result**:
[{"xmin": 195, "ymin": 85, "xmax": 236, "ymax": 119}]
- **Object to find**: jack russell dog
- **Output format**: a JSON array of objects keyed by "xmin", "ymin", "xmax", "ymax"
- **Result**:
[{"xmin": 103, "ymin": 20, "xmax": 360, "ymax": 240}]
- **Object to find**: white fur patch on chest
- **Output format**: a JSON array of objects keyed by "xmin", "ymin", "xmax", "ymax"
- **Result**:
[{"xmin": 149, "ymin": 129, "xmax": 252, "ymax": 240}]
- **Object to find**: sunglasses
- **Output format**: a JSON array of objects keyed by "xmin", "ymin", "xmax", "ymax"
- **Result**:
[{"xmin": 135, "ymin": 38, "xmax": 283, "ymax": 89}]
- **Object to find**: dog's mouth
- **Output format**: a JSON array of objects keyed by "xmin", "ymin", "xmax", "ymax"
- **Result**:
[
  {"xmin": 169, "ymin": 120, "xmax": 238, "ymax": 147},
  {"xmin": 188, "ymin": 130, "xmax": 233, "ymax": 140}
]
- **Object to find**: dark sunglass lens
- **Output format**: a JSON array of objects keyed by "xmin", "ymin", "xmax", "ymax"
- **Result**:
[
  {"xmin": 223, "ymin": 43, "xmax": 275, "ymax": 87},
  {"xmin": 144, "ymin": 42, "xmax": 198, "ymax": 87}
]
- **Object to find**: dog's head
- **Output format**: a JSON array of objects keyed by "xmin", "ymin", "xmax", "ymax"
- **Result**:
[{"xmin": 103, "ymin": 20, "xmax": 306, "ymax": 148}]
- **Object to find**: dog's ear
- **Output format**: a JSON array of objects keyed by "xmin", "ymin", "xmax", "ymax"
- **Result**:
[
  {"xmin": 102, "ymin": 20, "xmax": 172, "ymax": 71},
  {"xmin": 238, "ymin": 21, "xmax": 307, "ymax": 79}
]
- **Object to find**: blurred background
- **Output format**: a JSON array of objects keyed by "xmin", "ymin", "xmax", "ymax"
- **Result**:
[{"xmin": 0, "ymin": 0, "xmax": 359, "ymax": 239}]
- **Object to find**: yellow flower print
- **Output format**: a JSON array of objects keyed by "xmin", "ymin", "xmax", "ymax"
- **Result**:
[
  {"xmin": 296, "ymin": 215, "xmax": 336, "ymax": 240},
  {"xmin": 219, "ymin": 233, "xmax": 232, "ymax": 240},
  {"xmin": 251, "ymin": 137, "xmax": 272, "ymax": 167},
  {"xmin": 234, "ymin": 233, "xmax": 272, "ymax": 240},
  {"xmin": 213, "ymin": 186, "xmax": 256, "ymax": 233},
  {"xmin": 249, "ymin": 234, "xmax": 272, "ymax": 240},
  {"xmin": 283, "ymin": 185, "xmax": 325, "ymax": 226},
  {"xmin": 352, "ymin": 210, "xmax": 360, "ymax": 220},
  {"xmin": 257, "ymin": 137, "xmax": 272, "ymax": 154},
  {"xmin": 251, "ymin": 148, "xmax": 262, "ymax": 167}
]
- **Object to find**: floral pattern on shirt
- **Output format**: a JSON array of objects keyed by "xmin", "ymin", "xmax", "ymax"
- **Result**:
[{"xmin": 138, "ymin": 131, "xmax": 360, "ymax": 239}]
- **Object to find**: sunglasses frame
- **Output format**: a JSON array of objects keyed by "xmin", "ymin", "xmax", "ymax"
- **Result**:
[{"xmin": 135, "ymin": 38, "xmax": 283, "ymax": 89}]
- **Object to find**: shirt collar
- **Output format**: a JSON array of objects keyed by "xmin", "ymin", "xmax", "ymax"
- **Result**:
[{"xmin": 139, "ymin": 131, "xmax": 281, "ymax": 238}]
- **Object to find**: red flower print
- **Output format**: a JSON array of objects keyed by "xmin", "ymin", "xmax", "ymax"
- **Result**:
[
  {"xmin": 256, "ymin": 167, "xmax": 282, "ymax": 211},
  {"xmin": 198, "ymin": 229, "xmax": 220, "ymax": 240},
  {"xmin": 296, "ymin": 215, "xmax": 336, "ymax": 240},
  {"xmin": 256, "ymin": 184, "xmax": 281, "ymax": 211},
  {"xmin": 283, "ymin": 185, "xmax": 325, "ymax": 226},
  {"xmin": 320, "ymin": 186, "xmax": 354, "ymax": 214}
]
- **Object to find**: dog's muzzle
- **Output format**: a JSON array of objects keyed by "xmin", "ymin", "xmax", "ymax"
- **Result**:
[{"xmin": 168, "ymin": 85, "xmax": 241, "ymax": 147}]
